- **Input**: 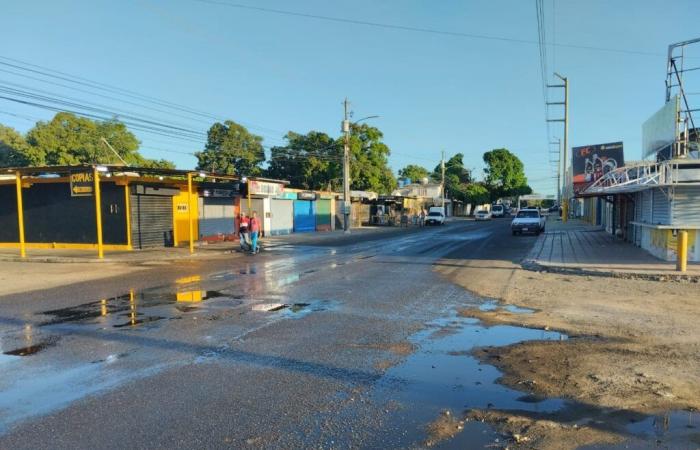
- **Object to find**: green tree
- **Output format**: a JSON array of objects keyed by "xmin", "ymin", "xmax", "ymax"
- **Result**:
[
  {"xmin": 25, "ymin": 113, "xmax": 145, "ymax": 165},
  {"xmin": 348, "ymin": 123, "xmax": 396, "ymax": 193},
  {"xmin": 195, "ymin": 120, "xmax": 265, "ymax": 176},
  {"xmin": 482, "ymin": 148, "xmax": 530, "ymax": 201},
  {"xmin": 0, "ymin": 125, "xmax": 32, "ymax": 167},
  {"xmin": 398, "ymin": 164, "xmax": 429, "ymax": 183},
  {"xmin": 463, "ymin": 183, "xmax": 490, "ymax": 207},
  {"xmin": 267, "ymin": 131, "xmax": 341, "ymax": 190},
  {"xmin": 431, "ymin": 153, "xmax": 472, "ymax": 201}
]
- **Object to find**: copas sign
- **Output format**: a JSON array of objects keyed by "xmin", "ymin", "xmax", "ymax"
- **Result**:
[{"xmin": 69, "ymin": 170, "xmax": 94, "ymax": 197}]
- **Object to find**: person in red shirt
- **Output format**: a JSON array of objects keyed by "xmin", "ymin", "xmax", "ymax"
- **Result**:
[{"xmin": 249, "ymin": 211, "xmax": 261, "ymax": 254}]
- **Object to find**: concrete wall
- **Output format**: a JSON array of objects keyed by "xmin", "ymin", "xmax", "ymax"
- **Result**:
[{"xmin": 638, "ymin": 227, "xmax": 699, "ymax": 262}]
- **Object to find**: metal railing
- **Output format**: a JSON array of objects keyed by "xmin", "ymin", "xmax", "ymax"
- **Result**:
[{"xmin": 584, "ymin": 160, "xmax": 682, "ymax": 194}]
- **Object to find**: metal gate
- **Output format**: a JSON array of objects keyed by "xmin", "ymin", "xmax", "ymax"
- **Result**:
[
  {"xmin": 199, "ymin": 197, "xmax": 235, "ymax": 239},
  {"xmin": 270, "ymin": 199, "xmax": 293, "ymax": 235},
  {"xmin": 316, "ymin": 199, "xmax": 331, "ymax": 231},
  {"xmin": 293, "ymin": 200, "xmax": 315, "ymax": 232},
  {"xmin": 131, "ymin": 194, "xmax": 174, "ymax": 248}
]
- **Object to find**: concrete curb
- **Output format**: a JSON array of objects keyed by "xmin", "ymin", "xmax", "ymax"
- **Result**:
[
  {"xmin": 521, "ymin": 259, "xmax": 700, "ymax": 283},
  {"xmin": 0, "ymin": 249, "xmax": 238, "ymax": 264}
]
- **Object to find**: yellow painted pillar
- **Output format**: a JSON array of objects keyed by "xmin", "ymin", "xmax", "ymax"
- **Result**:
[
  {"xmin": 187, "ymin": 173, "xmax": 194, "ymax": 254},
  {"xmin": 124, "ymin": 183, "xmax": 132, "ymax": 250},
  {"xmin": 15, "ymin": 171, "xmax": 26, "ymax": 258},
  {"xmin": 677, "ymin": 230, "xmax": 688, "ymax": 272},
  {"xmin": 94, "ymin": 168, "xmax": 104, "ymax": 259}
]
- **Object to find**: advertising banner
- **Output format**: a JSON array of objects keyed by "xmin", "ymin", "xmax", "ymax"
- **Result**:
[
  {"xmin": 642, "ymin": 96, "xmax": 678, "ymax": 159},
  {"xmin": 572, "ymin": 142, "xmax": 624, "ymax": 194}
]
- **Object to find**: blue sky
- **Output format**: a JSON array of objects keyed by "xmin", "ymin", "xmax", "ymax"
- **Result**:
[{"xmin": 1, "ymin": 0, "xmax": 698, "ymax": 194}]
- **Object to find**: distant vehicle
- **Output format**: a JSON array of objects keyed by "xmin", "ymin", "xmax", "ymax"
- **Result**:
[
  {"xmin": 511, "ymin": 208, "xmax": 546, "ymax": 235},
  {"xmin": 491, "ymin": 204, "xmax": 505, "ymax": 218},
  {"xmin": 474, "ymin": 209, "xmax": 492, "ymax": 221},
  {"xmin": 428, "ymin": 206, "xmax": 445, "ymax": 215},
  {"xmin": 425, "ymin": 210, "xmax": 445, "ymax": 225},
  {"xmin": 548, "ymin": 204, "xmax": 560, "ymax": 213}
]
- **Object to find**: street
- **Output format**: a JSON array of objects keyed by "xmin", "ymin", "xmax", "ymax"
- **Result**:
[{"xmin": 0, "ymin": 219, "xmax": 548, "ymax": 449}]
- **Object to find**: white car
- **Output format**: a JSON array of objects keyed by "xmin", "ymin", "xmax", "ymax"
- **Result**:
[
  {"xmin": 474, "ymin": 210, "xmax": 492, "ymax": 221},
  {"xmin": 425, "ymin": 210, "xmax": 445, "ymax": 225},
  {"xmin": 511, "ymin": 208, "xmax": 546, "ymax": 235}
]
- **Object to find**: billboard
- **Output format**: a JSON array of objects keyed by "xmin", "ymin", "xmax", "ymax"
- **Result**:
[
  {"xmin": 642, "ymin": 96, "xmax": 678, "ymax": 159},
  {"xmin": 572, "ymin": 141, "xmax": 624, "ymax": 194}
]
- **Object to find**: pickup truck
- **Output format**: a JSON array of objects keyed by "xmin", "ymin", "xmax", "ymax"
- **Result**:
[{"xmin": 511, "ymin": 208, "xmax": 546, "ymax": 235}]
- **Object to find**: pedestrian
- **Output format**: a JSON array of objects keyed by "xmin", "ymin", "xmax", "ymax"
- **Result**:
[
  {"xmin": 419, "ymin": 208, "xmax": 426, "ymax": 227},
  {"xmin": 239, "ymin": 212, "xmax": 250, "ymax": 251},
  {"xmin": 249, "ymin": 211, "xmax": 261, "ymax": 254}
]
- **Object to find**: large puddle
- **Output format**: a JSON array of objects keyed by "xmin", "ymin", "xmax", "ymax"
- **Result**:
[{"xmin": 365, "ymin": 306, "xmax": 696, "ymax": 449}]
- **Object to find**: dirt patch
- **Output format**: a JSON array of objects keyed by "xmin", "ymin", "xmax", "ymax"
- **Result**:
[
  {"xmin": 424, "ymin": 410, "xmax": 465, "ymax": 447},
  {"xmin": 465, "ymin": 409, "xmax": 622, "ymax": 450},
  {"xmin": 436, "ymin": 257, "xmax": 700, "ymax": 446}
]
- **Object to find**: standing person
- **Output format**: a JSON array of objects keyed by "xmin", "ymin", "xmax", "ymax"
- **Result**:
[
  {"xmin": 249, "ymin": 211, "xmax": 261, "ymax": 254},
  {"xmin": 419, "ymin": 208, "xmax": 426, "ymax": 227},
  {"xmin": 239, "ymin": 212, "xmax": 250, "ymax": 251}
]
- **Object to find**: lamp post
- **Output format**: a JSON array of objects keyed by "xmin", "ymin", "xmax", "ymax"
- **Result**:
[{"xmin": 342, "ymin": 98, "xmax": 379, "ymax": 234}]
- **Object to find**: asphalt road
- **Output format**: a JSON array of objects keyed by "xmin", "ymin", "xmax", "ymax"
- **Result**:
[{"xmin": 0, "ymin": 218, "xmax": 540, "ymax": 449}]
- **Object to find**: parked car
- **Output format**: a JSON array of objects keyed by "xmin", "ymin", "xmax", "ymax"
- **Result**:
[
  {"xmin": 474, "ymin": 209, "xmax": 492, "ymax": 221},
  {"xmin": 425, "ymin": 210, "xmax": 445, "ymax": 225},
  {"xmin": 511, "ymin": 208, "xmax": 546, "ymax": 235},
  {"xmin": 491, "ymin": 204, "xmax": 505, "ymax": 218}
]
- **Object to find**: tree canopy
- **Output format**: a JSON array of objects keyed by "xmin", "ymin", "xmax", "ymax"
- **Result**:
[
  {"xmin": 431, "ymin": 153, "xmax": 472, "ymax": 202},
  {"xmin": 195, "ymin": 120, "xmax": 265, "ymax": 176},
  {"xmin": 482, "ymin": 148, "xmax": 531, "ymax": 201},
  {"xmin": 348, "ymin": 123, "xmax": 396, "ymax": 194},
  {"xmin": 398, "ymin": 164, "xmax": 429, "ymax": 183},
  {"xmin": 0, "ymin": 125, "xmax": 31, "ymax": 167},
  {"xmin": 0, "ymin": 113, "xmax": 174, "ymax": 169},
  {"xmin": 266, "ymin": 131, "xmax": 341, "ymax": 190}
]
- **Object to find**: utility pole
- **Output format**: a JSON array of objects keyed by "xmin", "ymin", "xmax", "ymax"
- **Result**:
[
  {"xmin": 550, "ymin": 138, "xmax": 561, "ymax": 207},
  {"xmin": 548, "ymin": 73, "xmax": 569, "ymax": 222},
  {"xmin": 441, "ymin": 150, "xmax": 445, "ymax": 210},
  {"xmin": 342, "ymin": 98, "xmax": 351, "ymax": 233}
]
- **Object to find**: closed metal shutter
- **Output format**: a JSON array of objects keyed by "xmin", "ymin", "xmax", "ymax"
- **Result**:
[
  {"xmin": 270, "ymin": 199, "xmax": 293, "ymax": 235},
  {"xmin": 651, "ymin": 188, "xmax": 671, "ymax": 225},
  {"xmin": 131, "ymin": 194, "xmax": 174, "ymax": 248},
  {"xmin": 240, "ymin": 198, "xmax": 264, "ymax": 218},
  {"xmin": 641, "ymin": 190, "xmax": 652, "ymax": 223},
  {"xmin": 199, "ymin": 197, "xmax": 234, "ymax": 238},
  {"xmin": 673, "ymin": 186, "xmax": 700, "ymax": 225},
  {"xmin": 293, "ymin": 200, "xmax": 315, "ymax": 232},
  {"xmin": 316, "ymin": 199, "xmax": 331, "ymax": 231}
]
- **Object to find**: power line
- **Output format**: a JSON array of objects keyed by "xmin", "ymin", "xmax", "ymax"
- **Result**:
[{"xmin": 192, "ymin": 0, "xmax": 666, "ymax": 58}]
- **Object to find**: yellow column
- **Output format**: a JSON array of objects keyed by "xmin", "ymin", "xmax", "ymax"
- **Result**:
[
  {"xmin": 94, "ymin": 168, "xmax": 104, "ymax": 259},
  {"xmin": 677, "ymin": 230, "xmax": 688, "ymax": 272},
  {"xmin": 124, "ymin": 183, "xmax": 132, "ymax": 250},
  {"xmin": 187, "ymin": 173, "xmax": 194, "ymax": 254},
  {"xmin": 15, "ymin": 171, "xmax": 26, "ymax": 258}
]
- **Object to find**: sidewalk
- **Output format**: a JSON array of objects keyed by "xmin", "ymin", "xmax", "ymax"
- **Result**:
[
  {"xmin": 0, "ymin": 224, "xmax": 426, "ymax": 263},
  {"xmin": 524, "ymin": 218, "xmax": 700, "ymax": 281}
]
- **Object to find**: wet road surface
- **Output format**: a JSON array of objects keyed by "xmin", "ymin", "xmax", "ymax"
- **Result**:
[{"xmin": 0, "ymin": 218, "xmax": 687, "ymax": 448}]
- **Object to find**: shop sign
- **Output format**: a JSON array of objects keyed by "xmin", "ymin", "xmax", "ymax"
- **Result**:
[
  {"xmin": 69, "ymin": 170, "xmax": 94, "ymax": 197},
  {"xmin": 248, "ymin": 180, "xmax": 284, "ymax": 196},
  {"xmin": 297, "ymin": 191, "xmax": 317, "ymax": 201},
  {"xmin": 202, "ymin": 188, "xmax": 237, "ymax": 198}
]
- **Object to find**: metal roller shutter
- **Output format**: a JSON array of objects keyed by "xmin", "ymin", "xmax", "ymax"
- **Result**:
[
  {"xmin": 651, "ymin": 188, "xmax": 671, "ymax": 225},
  {"xmin": 199, "ymin": 197, "xmax": 234, "ymax": 239},
  {"xmin": 293, "ymin": 200, "xmax": 315, "ymax": 232},
  {"xmin": 270, "ymin": 199, "xmax": 293, "ymax": 235},
  {"xmin": 673, "ymin": 186, "xmax": 700, "ymax": 225},
  {"xmin": 131, "ymin": 194, "xmax": 174, "ymax": 248},
  {"xmin": 316, "ymin": 199, "xmax": 331, "ymax": 231}
]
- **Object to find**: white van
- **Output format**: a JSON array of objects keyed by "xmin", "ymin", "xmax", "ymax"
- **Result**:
[{"xmin": 491, "ymin": 204, "xmax": 505, "ymax": 218}]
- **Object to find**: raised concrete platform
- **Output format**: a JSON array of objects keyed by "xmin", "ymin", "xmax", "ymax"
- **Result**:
[{"xmin": 525, "ymin": 219, "xmax": 700, "ymax": 281}]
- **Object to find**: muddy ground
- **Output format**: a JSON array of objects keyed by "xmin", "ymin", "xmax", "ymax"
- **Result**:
[{"xmin": 436, "ymin": 255, "xmax": 700, "ymax": 449}]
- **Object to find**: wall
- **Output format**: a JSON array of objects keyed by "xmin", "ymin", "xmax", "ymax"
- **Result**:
[{"xmin": 639, "ymin": 227, "xmax": 699, "ymax": 262}]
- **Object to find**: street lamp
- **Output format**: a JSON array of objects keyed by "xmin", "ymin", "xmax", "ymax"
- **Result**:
[{"xmin": 342, "ymin": 99, "xmax": 379, "ymax": 234}]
